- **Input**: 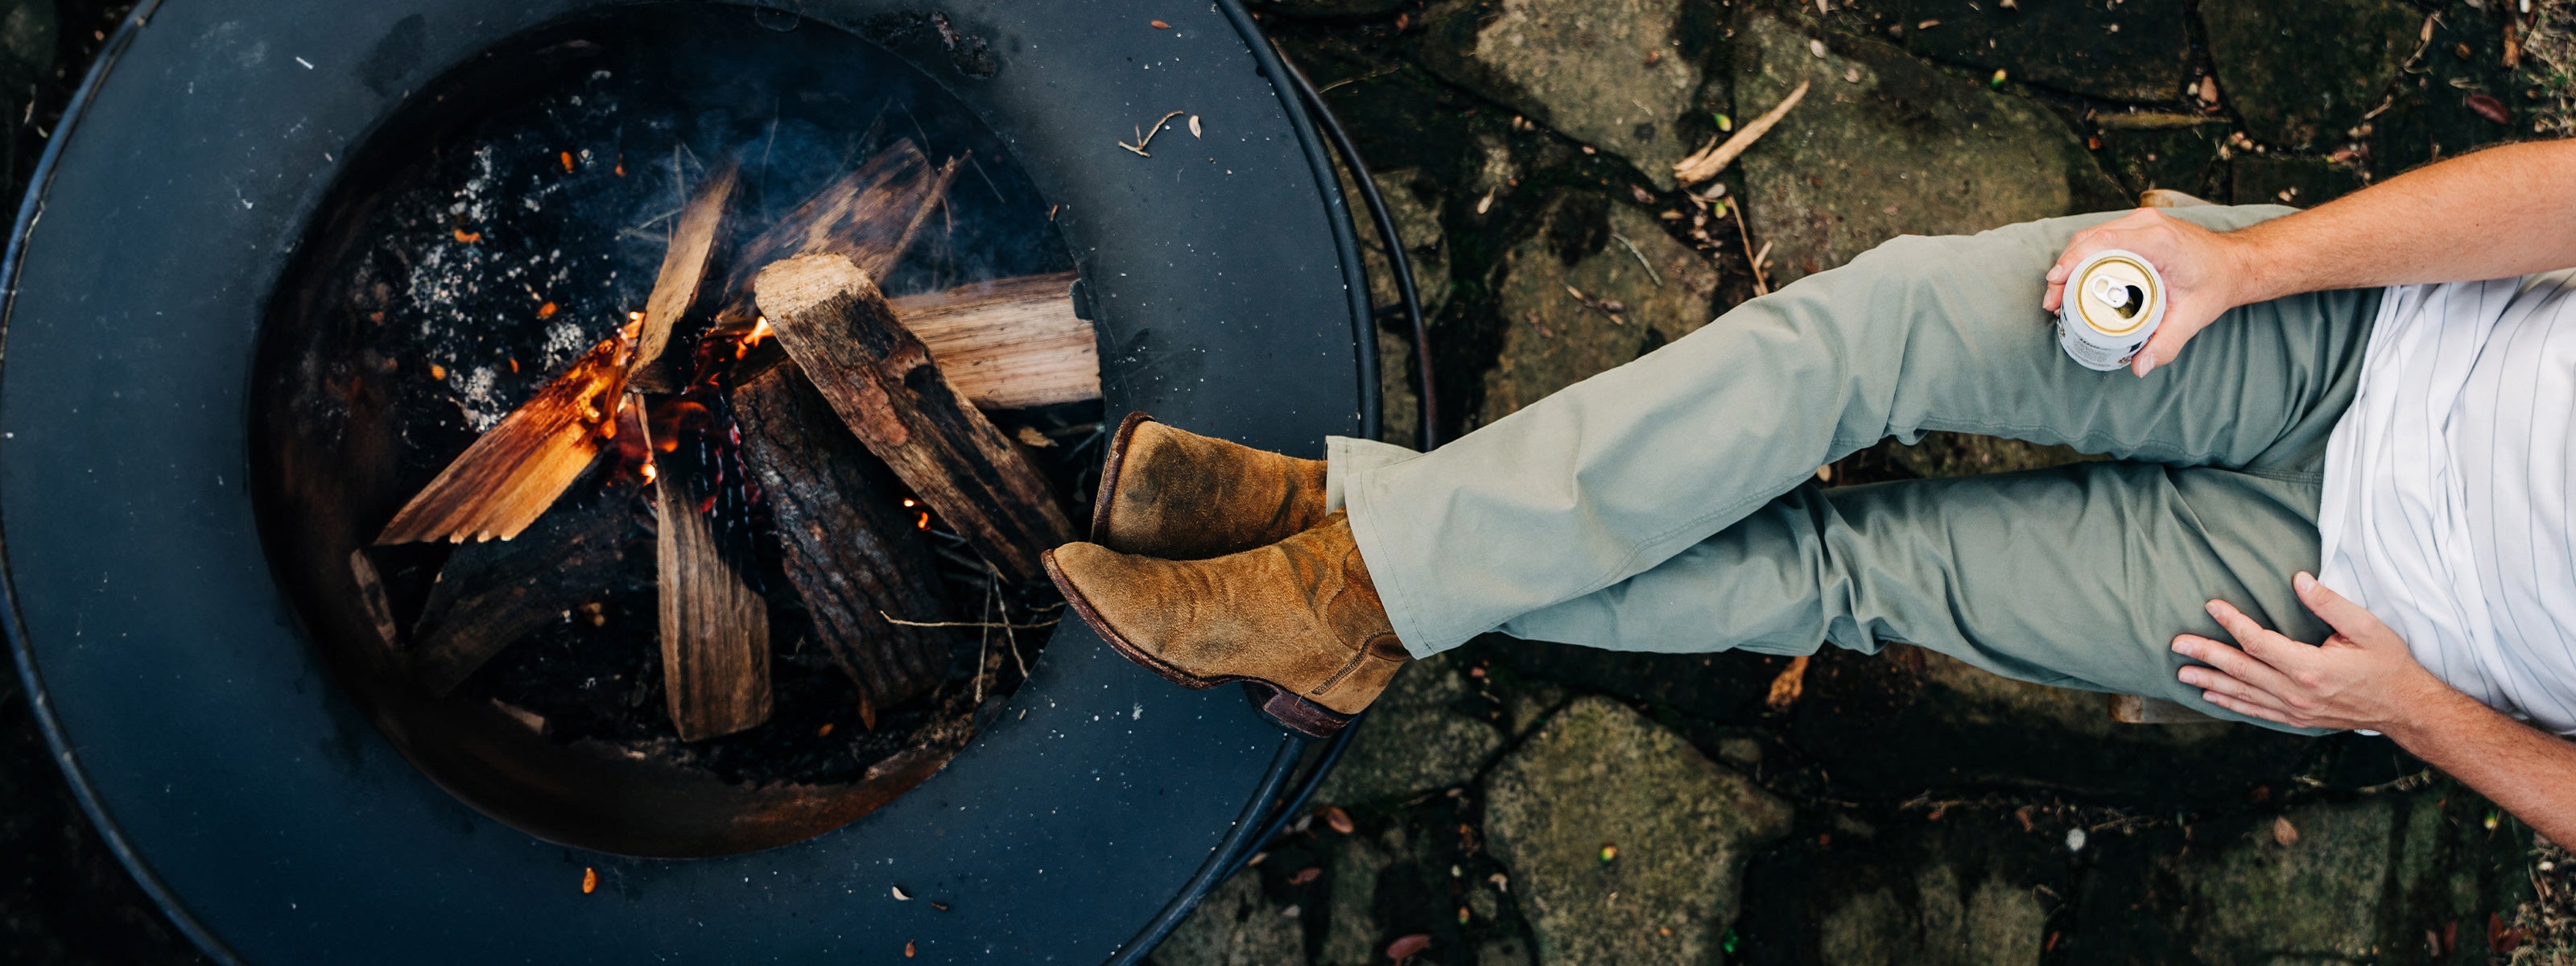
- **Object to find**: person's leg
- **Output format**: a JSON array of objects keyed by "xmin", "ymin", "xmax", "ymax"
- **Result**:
[
  {"xmin": 1340, "ymin": 205, "xmax": 2381, "ymax": 656},
  {"xmin": 1492, "ymin": 462, "xmax": 2333, "ymax": 733}
]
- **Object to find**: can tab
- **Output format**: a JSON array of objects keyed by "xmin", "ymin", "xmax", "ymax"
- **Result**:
[{"xmin": 2087, "ymin": 275, "xmax": 2145, "ymax": 320}]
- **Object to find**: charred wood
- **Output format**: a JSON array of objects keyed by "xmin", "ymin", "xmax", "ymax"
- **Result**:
[
  {"xmin": 408, "ymin": 476, "xmax": 642, "ymax": 696},
  {"xmin": 733, "ymin": 365, "xmax": 956, "ymax": 727}
]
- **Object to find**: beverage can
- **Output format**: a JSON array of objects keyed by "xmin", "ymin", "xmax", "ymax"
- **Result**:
[{"xmin": 2055, "ymin": 249, "xmax": 2164, "ymax": 371}]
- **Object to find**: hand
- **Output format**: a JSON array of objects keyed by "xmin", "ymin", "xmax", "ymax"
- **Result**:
[
  {"xmin": 2169, "ymin": 572, "xmax": 2452, "ymax": 732},
  {"xmin": 2043, "ymin": 208, "xmax": 2256, "ymax": 378}
]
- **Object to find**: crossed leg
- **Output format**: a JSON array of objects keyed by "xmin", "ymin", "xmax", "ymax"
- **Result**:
[{"xmin": 1331, "ymin": 205, "xmax": 2382, "ymax": 730}]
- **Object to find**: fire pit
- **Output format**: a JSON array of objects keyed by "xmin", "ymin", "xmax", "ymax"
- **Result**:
[
  {"xmin": 1, "ymin": 0, "xmax": 1373, "ymax": 962},
  {"xmin": 254, "ymin": 4, "xmax": 1094, "ymax": 857}
]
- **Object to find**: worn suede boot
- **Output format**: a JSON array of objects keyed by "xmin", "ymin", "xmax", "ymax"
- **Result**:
[
  {"xmin": 1043, "ymin": 512, "xmax": 1407, "ymax": 737},
  {"xmin": 1089, "ymin": 411, "xmax": 1331, "ymax": 560}
]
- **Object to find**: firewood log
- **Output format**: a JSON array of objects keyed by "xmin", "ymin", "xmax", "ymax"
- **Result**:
[
  {"xmin": 627, "ymin": 160, "xmax": 741, "ymax": 394},
  {"xmin": 752, "ymin": 254, "xmax": 1075, "ymax": 582},
  {"xmin": 648, "ymin": 394, "xmax": 772, "ymax": 741},
  {"xmin": 374, "ymin": 334, "xmax": 630, "ymax": 544},
  {"xmin": 887, "ymin": 272, "xmax": 1096, "ymax": 410},
  {"xmin": 733, "ymin": 365, "xmax": 956, "ymax": 725},
  {"xmin": 408, "ymin": 477, "xmax": 641, "ymax": 696}
]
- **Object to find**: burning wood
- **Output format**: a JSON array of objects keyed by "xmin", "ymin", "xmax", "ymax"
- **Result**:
[
  {"xmin": 372, "ymin": 135, "xmax": 1085, "ymax": 743},
  {"xmin": 887, "ymin": 272, "xmax": 1096, "ymax": 410},
  {"xmin": 753, "ymin": 254, "xmax": 1075, "ymax": 583},
  {"xmin": 734, "ymin": 365, "xmax": 956, "ymax": 726},
  {"xmin": 627, "ymin": 160, "xmax": 741, "ymax": 394},
  {"xmin": 374, "ymin": 333, "xmax": 631, "ymax": 544},
  {"xmin": 648, "ymin": 394, "xmax": 773, "ymax": 741}
]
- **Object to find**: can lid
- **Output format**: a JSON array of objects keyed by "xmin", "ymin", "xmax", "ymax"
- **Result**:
[{"xmin": 2074, "ymin": 254, "xmax": 2159, "ymax": 337}]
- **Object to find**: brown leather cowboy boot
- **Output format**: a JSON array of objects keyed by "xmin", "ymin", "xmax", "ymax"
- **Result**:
[
  {"xmin": 1043, "ymin": 512, "xmax": 1407, "ymax": 737},
  {"xmin": 1089, "ymin": 411, "xmax": 1331, "ymax": 560}
]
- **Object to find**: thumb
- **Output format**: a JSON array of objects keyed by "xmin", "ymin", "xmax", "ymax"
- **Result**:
[{"xmin": 2294, "ymin": 571, "xmax": 2396, "ymax": 648}]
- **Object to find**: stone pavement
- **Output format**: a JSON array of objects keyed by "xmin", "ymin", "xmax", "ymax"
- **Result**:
[{"xmin": 1158, "ymin": 0, "xmax": 2570, "ymax": 963}]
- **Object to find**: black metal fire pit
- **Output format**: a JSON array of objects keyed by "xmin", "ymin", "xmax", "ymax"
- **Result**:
[{"xmin": 0, "ymin": 1, "xmax": 1372, "ymax": 962}]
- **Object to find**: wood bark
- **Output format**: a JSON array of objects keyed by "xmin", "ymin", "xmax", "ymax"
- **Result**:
[
  {"xmin": 650, "ymin": 398, "xmax": 773, "ymax": 741},
  {"xmin": 752, "ymin": 254, "xmax": 1075, "ymax": 583},
  {"xmin": 374, "ymin": 334, "xmax": 631, "ymax": 544},
  {"xmin": 409, "ymin": 481, "xmax": 639, "ymax": 696},
  {"xmin": 886, "ymin": 272, "xmax": 1095, "ymax": 410},
  {"xmin": 731, "ymin": 140, "xmax": 958, "ymax": 290},
  {"xmin": 733, "ymin": 365, "xmax": 956, "ymax": 725},
  {"xmin": 628, "ymin": 160, "xmax": 741, "ymax": 393}
]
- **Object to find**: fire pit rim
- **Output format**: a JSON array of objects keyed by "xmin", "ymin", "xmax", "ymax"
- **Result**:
[{"xmin": 0, "ymin": 1, "xmax": 1374, "ymax": 963}]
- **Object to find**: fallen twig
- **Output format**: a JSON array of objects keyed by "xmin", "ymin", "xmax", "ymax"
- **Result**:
[
  {"xmin": 1117, "ymin": 110, "xmax": 1188, "ymax": 157},
  {"xmin": 880, "ymin": 611, "xmax": 1063, "ymax": 631},
  {"xmin": 1674, "ymin": 80, "xmax": 1810, "ymax": 186},
  {"xmin": 1728, "ymin": 200, "xmax": 1771, "ymax": 295},
  {"xmin": 1612, "ymin": 233, "xmax": 1663, "ymax": 287}
]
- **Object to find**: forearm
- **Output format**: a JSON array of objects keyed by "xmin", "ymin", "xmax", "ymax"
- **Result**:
[
  {"xmin": 2223, "ymin": 139, "xmax": 2576, "ymax": 305},
  {"xmin": 2383, "ymin": 684, "xmax": 2576, "ymax": 846}
]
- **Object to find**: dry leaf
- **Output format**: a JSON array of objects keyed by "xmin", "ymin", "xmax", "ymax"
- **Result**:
[
  {"xmin": 1475, "ymin": 188, "xmax": 1496, "ymax": 215},
  {"xmin": 1808, "ymin": 38, "xmax": 1827, "ymax": 58},
  {"xmin": 1385, "ymin": 935, "xmax": 1433, "ymax": 960},
  {"xmin": 2197, "ymin": 75, "xmax": 2219, "ymax": 105},
  {"xmin": 1322, "ymin": 805, "xmax": 1356, "ymax": 834},
  {"xmin": 581, "ymin": 867, "xmax": 598, "ymax": 894},
  {"xmin": 1187, "ymin": 114, "xmax": 1203, "ymax": 138},
  {"xmin": 1630, "ymin": 184, "xmax": 1657, "ymax": 204},
  {"xmin": 1917, "ymin": 18, "xmax": 1941, "ymax": 28},
  {"xmin": 2469, "ymin": 93, "xmax": 2510, "ymax": 125},
  {"xmin": 904, "ymin": 939, "xmax": 918, "ymax": 958},
  {"xmin": 1288, "ymin": 866, "xmax": 1324, "ymax": 886},
  {"xmin": 892, "ymin": 885, "xmax": 914, "ymax": 901},
  {"xmin": 1150, "ymin": 19, "xmax": 1170, "ymax": 28},
  {"xmin": 1015, "ymin": 426, "xmax": 1055, "ymax": 448},
  {"xmin": 2272, "ymin": 815, "xmax": 2301, "ymax": 846}
]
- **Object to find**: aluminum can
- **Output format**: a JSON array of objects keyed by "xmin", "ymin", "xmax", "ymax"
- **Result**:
[{"xmin": 2055, "ymin": 249, "xmax": 2165, "ymax": 371}]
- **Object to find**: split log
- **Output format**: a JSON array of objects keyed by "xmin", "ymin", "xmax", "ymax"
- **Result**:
[
  {"xmin": 628, "ymin": 160, "xmax": 741, "ymax": 393},
  {"xmin": 733, "ymin": 365, "xmax": 956, "ymax": 726},
  {"xmin": 374, "ymin": 334, "xmax": 631, "ymax": 544},
  {"xmin": 887, "ymin": 272, "xmax": 1096, "ymax": 410},
  {"xmin": 752, "ymin": 253, "xmax": 1075, "ymax": 582},
  {"xmin": 408, "ymin": 477, "xmax": 640, "ymax": 696},
  {"xmin": 649, "ymin": 394, "xmax": 772, "ymax": 741},
  {"xmin": 732, "ymin": 140, "xmax": 960, "ymax": 289}
]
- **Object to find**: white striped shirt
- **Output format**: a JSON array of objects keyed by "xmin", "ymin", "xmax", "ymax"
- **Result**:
[{"xmin": 2317, "ymin": 270, "xmax": 2576, "ymax": 734}]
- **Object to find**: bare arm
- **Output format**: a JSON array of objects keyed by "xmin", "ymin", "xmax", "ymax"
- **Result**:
[
  {"xmin": 2046, "ymin": 138, "xmax": 2576, "ymax": 377},
  {"xmin": 2179, "ymin": 573, "xmax": 2576, "ymax": 846}
]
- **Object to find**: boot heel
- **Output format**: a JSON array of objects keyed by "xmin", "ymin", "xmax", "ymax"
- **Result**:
[{"xmin": 1241, "ymin": 681, "xmax": 1356, "ymax": 738}]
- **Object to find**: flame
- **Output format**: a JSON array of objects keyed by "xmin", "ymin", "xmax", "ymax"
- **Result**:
[
  {"xmin": 915, "ymin": 511, "xmax": 930, "ymax": 530},
  {"xmin": 640, "ymin": 460, "xmax": 658, "ymax": 484},
  {"xmin": 746, "ymin": 316, "xmax": 774, "ymax": 345}
]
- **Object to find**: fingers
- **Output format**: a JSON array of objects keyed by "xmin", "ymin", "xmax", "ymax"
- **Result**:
[
  {"xmin": 2172, "ymin": 630, "xmax": 2300, "ymax": 698},
  {"xmin": 2198, "ymin": 687, "xmax": 2305, "ymax": 729},
  {"xmin": 2202, "ymin": 598, "xmax": 2322, "ymax": 671},
  {"xmin": 2292, "ymin": 571, "xmax": 2398, "ymax": 649}
]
